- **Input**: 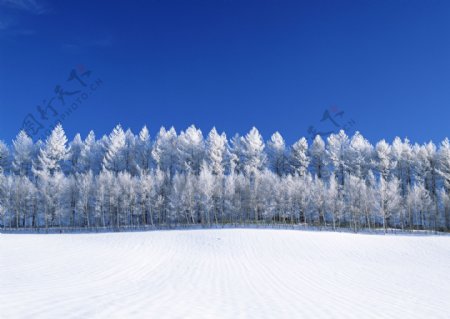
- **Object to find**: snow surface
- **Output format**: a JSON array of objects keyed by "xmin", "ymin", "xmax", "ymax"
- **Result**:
[{"xmin": 1, "ymin": 229, "xmax": 450, "ymax": 318}]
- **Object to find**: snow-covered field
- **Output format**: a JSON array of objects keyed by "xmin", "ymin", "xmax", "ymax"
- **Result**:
[{"xmin": 1, "ymin": 229, "xmax": 449, "ymax": 319}]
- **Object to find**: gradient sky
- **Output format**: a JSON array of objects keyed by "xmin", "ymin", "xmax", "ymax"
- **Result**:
[{"xmin": 1, "ymin": 0, "xmax": 450, "ymax": 145}]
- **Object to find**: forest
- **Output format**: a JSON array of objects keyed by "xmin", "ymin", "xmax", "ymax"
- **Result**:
[{"xmin": 0, "ymin": 123, "xmax": 449, "ymax": 232}]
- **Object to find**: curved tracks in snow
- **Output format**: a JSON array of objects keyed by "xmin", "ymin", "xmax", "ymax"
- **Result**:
[{"xmin": 1, "ymin": 229, "xmax": 450, "ymax": 318}]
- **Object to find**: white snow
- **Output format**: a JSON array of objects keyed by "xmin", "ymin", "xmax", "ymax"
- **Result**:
[{"xmin": 1, "ymin": 229, "xmax": 450, "ymax": 318}]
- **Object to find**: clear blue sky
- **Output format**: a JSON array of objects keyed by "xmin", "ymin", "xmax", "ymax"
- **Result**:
[{"xmin": 1, "ymin": 0, "xmax": 450, "ymax": 145}]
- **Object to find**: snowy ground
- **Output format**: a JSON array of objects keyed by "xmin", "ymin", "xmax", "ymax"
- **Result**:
[{"xmin": 1, "ymin": 229, "xmax": 450, "ymax": 319}]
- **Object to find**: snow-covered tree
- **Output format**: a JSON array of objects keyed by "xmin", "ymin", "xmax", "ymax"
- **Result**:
[
  {"xmin": 12, "ymin": 130, "xmax": 34, "ymax": 177},
  {"xmin": 290, "ymin": 137, "xmax": 309, "ymax": 177},
  {"xmin": 79, "ymin": 131, "xmax": 103, "ymax": 174},
  {"xmin": 377, "ymin": 176, "xmax": 402, "ymax": 232},
  {"xmin": 0, "ymin": 141, "xmax": 10, "ymax": 174},
  {"xmin": 362, "ymin": 171, "xmax": 378, "ymax": 228},
  {"xmin": 66, "ymin": 134, "xmax": 83, "ymax": 174},
  {"xmin": 344, "ymin": 174, "xmax": 365, "ymax": 231},
  {"xmin": 327, "ymin": 130, "xmax": 349, "ymax": 186},
  {"xmin": 103, "ymin": 125, "xmax": 127, "ymax": 173},
  {"xmin": 170, "ymin": 171, "xmax": 197, "ymax": 224},
  {"xmin": 229, "ymin": 134, "xmax": 245, "ymax": 174},
  {"xmin": 117, "ymin": 171, "xmax": 138, "ymax": 226},
  {"xmin": 347, "ymin": 132, "xmax": 373, "ymax": 180},
  {"xmin": 309, "ymin": 135, "xmax": 327, "ymax": 179},
  {"xmin": 242, "ymin": 127, "xmax": 266, "ymax": 176},
  {"xmin": 76, "ymin": 171, "xmax": 94, "ymax": 227},
  {"xmin": 53, "ymin": 172, "xmax": 71, "ymax": 227},
  {"xmin": 206, "ymin": 127, "xmax": 227, "ymax": 176},
  {"xmin": 96, "ymin": 169, "xmax": 116, "ymax": 227},
  {"xmin": 260, "ymin": 171, "xmax": 277, "ymax": 222},
  {"xmin": 9, "ymin": 175, "xmax": 36, "ymax": 227},
  {"xmin": 198, "ymin": 163, "xmax": 215, "ymax": 224},
  {"xmin": 124, "ymin": 129, "xmax": 139, "ymax": 175},
  {"xmin": 309, "ymin": 176, "xmax": 326, "ymax": 226},
  {"xmin": 152, "ymin": 127, "xmax": 178, "ymax": 176},
  {"xmin": 375, "ymin": 140, "xmax": 391, "ymax": 181},
  {"xmin": 267, "ymin": 132, "xmax": 287, "ymax": 176},
  {"xmin": 406, "ymin": 182, "xmax": 432, "ymax": 229},
  {"xmin": 291, "ymin": 173, "xmax": 312, "ymax": 224},
  {"xmin": 0, "ymin": 171, "xmax": 9, "ymax": 226},
  {"xmin": 326, "ymin": 173, "xmax": 344, "ymax": 229},
  {"xmin": 33, "ymin": 124, "xmax": 68, "ymax": 177},
  {"xmin": 438, "ymin": 138, "xmax": 450, "ymax": 194},
  {"xmin": 136, "ymin": 126, "xmax": 152, "ymax": 173},
  {"xmin": 391, "ymin": 137, "xmax": 413, "ymax": 197},
  {"xmin": 177, "ymin": 125, "xmax": 205, "ymax": 175},
  {"xmin": 138, "ymin": 171, "xmax": 155, "ymax": 225},
  {"xmin": 438, "ymin": 188, "xmax": 450, "ymax": 230}
]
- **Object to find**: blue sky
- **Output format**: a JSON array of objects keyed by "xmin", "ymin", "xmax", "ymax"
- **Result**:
[{"xmin": 1, "ymin": 0, "xmax": 450, "ymax": 145}]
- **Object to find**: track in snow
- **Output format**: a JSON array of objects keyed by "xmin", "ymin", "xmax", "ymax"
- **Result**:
[{"xmin": 1, "ymin": 229, "xmax": 449, "ymax": 318}]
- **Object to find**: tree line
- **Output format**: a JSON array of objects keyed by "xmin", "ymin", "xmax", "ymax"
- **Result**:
[{"xmin": 0, "ymin": 123, "xmax": 449, "ymax": 232}]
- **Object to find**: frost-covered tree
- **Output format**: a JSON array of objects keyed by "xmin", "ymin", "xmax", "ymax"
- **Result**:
[
  {"xmin": 138, "ymin": 171, "xmax": 155, "ymax": 225},
  {"xmin": 136, "ymin": 126, "xmax": 152, "ymax": 173},
  {"xmin": 309, "ymin": 176, "xmax": 326, "ymax": 226},
  {"xmin": 242, "ymin": 127, "xmax": 266, "ymax": 176},
  {"xmin": 124, "ymin": 129, "xmax": 139, "ymax": 175},
  {"xmin": 12, "ymin": 130, "xmax": 34, "ymax": 177},
  {"xmin": 206, "ymin": 127, "xmax": 227, "ymax": 176},
  {"xmin": 33, "ymin": 124, "xmax": 68, "ymax": 177},
  {"xmin": 327, "ymin": 130, "xmax": 349, "ymax": 186},
  {"xmin": 242, "ymin": 127, "xmax": 265, "ymax": 221},
  {"xmin": 117, "ymin": 171, "xmax": 138, "ymax": 226},
  {"xmin": 309, "ymin": 135, "xmax": 327, "ymax": 179},
  {"xmin": 170, "ymin": 171, "xmax": 197, "ymax": 224},
  {"xmin": 291, "ymin": 173, "xmax": 312, "ymax": 224},
  {"xmin": 375, "ymin": 140, "xmax": 391, "ymax": 181},
  {"xmin": 344, "ymin": 174, "xmax": 365, "ymax": 231},
  {"xmin": 0, "ymin": 172, "xmax": 9, "ymax": 226},
  {"xmin": 229, "ymin": 134, "xmax": 245, "ymax": 174},
  {"xmin": 438, "ymin": 188, "xmax": 450, "ymax": 230},
  {"xmin": 152, "ymin": 127, "xmax": 178, "ymax": 176},
  {"xmin": 391, "ymin": 137, "xmax": 413, "ymax": 197},
  {"xmin": 377, "ymin": 176, "xmax": 402, "ymax": 232},
  {"xmin": 221, "ymin": 172, "xmax": 234, "ymax": 222},
  {"xmin": 362, "ymin": 171, "xmax": 378, "ymax": 228},
  {"xmin": 326, "ymin": 173, "xmax": 344, "ymax": 229},
  {"xmin": 198, "ymin": 163, "xmax": 215, "ymax": 224},
  {"xmin": 67, "ymin": 134, "xmax": 83, "ymax": 174},
  {"xmin": 76, "ymin": 171, "xmax": 94, "ymax": 227},
  {"xmin": 9, "ymin": 175, "xmax": 36, "ymax": 227},
  {"xmin": 438, "ymin": 138, "xmax": 450, "ymax": 194},
  {"xmin": 413, "ymin": 142, "xmax": 439, "ymax": 229},
  {"xmin": 0, "ymin": 141, "xmax": 10, "ymax": 174},
  {"xmin": 103, "ymin": 125, "xmax": 127, "ymax": 173},
  {"xmin": 267, "ymin": 132, "xmax": 287, "ymax": 176},
  {"xmin": 406, "ymin": 182, "xmax": 432, "ymax": 229},
  {"xmin": 34, "ymin": 168, "xmax": 64, "ymax": 228},
  {"xmin": 290, "ymin": 137, "xmax": 309, "ymax": 177},
  {"xmin": 347, "ymin": 132, "xmax": 373, "ymax": 180},
  {"xmin": 169, "ymin": 172, "xmax": 185, "ymax": 223},
  {"xmin": 153, "ymin": 168, "xmax": 171, "ymax": 223},
  {"xmin": 54, "ymin": 172, "xmax": 72, "ymax": 227},
  {"xmin": 96, "ymin": 169, "xmax": 116, "ymax": 227},
  {"xmin": 260, "ymin": 171, "xmax": 277, "ymax": 222},
  {"xmin": 178, "ymin": 125, "xmax": 205, "ymax": 175},
  {"xmin": 79, "ymin": 131, "xmax": 103, "ymax": 174},
  {"xmin": 254, "ymin": 170, "xmax": 276, "ymax": 222}
]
